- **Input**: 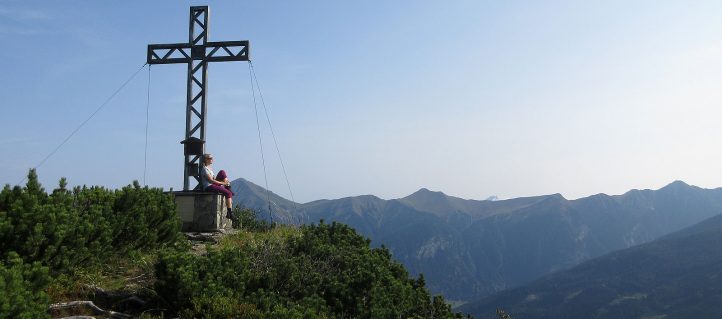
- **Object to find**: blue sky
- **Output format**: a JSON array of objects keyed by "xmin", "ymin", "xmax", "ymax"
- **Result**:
[{"xmin": 2, "ymin": 1, "xmax": 722, "ymax": 202}]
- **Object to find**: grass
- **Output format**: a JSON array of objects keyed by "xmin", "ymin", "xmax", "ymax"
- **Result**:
[{"xmin": 217, "ymin": 224, "xmax": 301, "ymax": 251}]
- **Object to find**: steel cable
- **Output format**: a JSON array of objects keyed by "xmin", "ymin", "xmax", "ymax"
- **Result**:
[
  {"xmin": 248, "ymin": 62, "xmax": 274, "ymax": 224},
  {"xmin": 19, "ymin": 63, "xmax": 148, "ymax": 185},
  {"xmin": 248, "ymin": 61, "xmax": 300, "ymax": 215}
]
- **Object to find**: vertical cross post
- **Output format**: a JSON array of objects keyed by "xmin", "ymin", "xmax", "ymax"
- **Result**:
[
  {"xmin": 185, "ymin": 6, "xmax": 209, "ymax": 192},
  {"xmin": 147, "ymin": 6, "xmax": 250, "ymax": 191}
]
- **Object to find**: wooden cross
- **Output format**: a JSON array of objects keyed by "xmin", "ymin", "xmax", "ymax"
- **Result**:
[{"xmin": 147, "ymin": 6, "xmax": 250, "ymax": 191}]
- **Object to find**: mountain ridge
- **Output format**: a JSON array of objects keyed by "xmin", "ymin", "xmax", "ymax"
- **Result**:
[{"xmin": 230, "ymin": 178, "xmax": 722, "ymax": 302}]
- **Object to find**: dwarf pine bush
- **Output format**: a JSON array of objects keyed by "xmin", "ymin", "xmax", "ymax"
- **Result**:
[
  {"xmin": 0, "ymin": 169, "xmax": 182, "ymax": 273},
  {"xmin": 154, "ymin": 221, "xmax": 466, "ymax": 318},
  {"xmin": 0, "ymin": 252, "xmax": 51, "ymax": 319}
]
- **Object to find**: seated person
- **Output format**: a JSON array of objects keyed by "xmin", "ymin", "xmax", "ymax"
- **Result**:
[{"xmin": 201, "ymin": 153, "xmax": 237, "ymax": 222}]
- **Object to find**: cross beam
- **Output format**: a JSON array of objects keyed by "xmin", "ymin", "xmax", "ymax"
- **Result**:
[{"xmin": 147, "ymin": 6, "xmax": 250, "ymax": 191}]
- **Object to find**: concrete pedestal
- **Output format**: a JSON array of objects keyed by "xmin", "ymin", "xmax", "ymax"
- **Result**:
[{"xmin": 173, "ymin": 192, "xmax": 232, "ymax": 232}]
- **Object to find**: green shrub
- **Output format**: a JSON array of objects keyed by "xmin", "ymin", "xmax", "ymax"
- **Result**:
[
  {"xmin": 110, "ymin": 181, "xmax": 182, "ymax": 253},
  {"xmin": 235, "ymin": 206, "xmax": 275, "ymax": 232},
  {"xmin": 0, "ymin": 171, "xmax": 114, "ymax": 272},
  {"xmin": 0, "ymin": 169, "xmax": 182, "ymax": 273},
  {"xmin": 0, "ymin": 170, "xmax": 466, "ymax": 318},
  {"xmin": 154, "ymin": 222, "xmax": 465, "ymax": 318},
  {"xmin": 0, "ymin": 252, "xmax": 51, "ymax": 319}
]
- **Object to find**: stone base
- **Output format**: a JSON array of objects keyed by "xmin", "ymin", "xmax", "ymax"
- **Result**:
[{"xmin": 173, "ymin": 192, "xmax": 232, "ymax": 232}]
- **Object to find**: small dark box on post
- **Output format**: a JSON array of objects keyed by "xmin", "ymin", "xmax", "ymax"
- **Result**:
[{"xmin": 181, "ymin": 137, "xmax": 205, "ymax": 156}]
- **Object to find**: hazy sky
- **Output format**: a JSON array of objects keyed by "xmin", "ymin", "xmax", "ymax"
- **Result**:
[{"xmin": 2, "ymin": 1, "xmax": 722, "ymax": 203}]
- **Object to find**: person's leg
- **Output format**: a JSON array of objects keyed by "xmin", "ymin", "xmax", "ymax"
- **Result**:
[
  {"xmin": 209, "ymin": 186, "xmax": 233, "ymax": 204},
  {"xmin": 216, "ymin": 187, "xmax": 237, "ymax": 222},
  {"xmin": 206, "ymin": 185, "xmax": 233, "ymax": 207},
  {"xmin": 206, "ymin": 184, "xmax": 228, "ymax": 193},
  {"xmin": 216, "ymin": 170, "xmax": 228, "ymax": 181},
  {"xmin": 225, "ymin": 195, "xmax": 237, "ymax": 223},
  {"xmin": 206, "ymin": 184, "xmax": 236, "ymax": 222},
  {"xmin": 216, "ymin": 170, "xmax": 235, "ymax": 196}
]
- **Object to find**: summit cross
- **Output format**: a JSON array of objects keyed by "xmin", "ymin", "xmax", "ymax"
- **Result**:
[{"xmin": 147, "ymin": 6, "xmax": 250, "ymax": 191}]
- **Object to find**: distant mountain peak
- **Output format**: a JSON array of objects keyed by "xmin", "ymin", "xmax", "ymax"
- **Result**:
[
  {"xmin": 357, "ymin": 194, "xmax": 382, "ymax": 200},
  {"xmin": 415, "ymin": 187, "xmax": 438, "ymax": 194},
  {"xmin": 528, "ymin": 193, "xmax": 568, "ymax": 208},
  {"xmin": 406, "ymin": 188, "xmax": 448, "ymax": 199},
  {"xmin": 549, "ymin": 193, "xmax": 566, "ymax": 200},
  {"xmin": 659, "ymin": 180, "xmax": 694, "ymax": 193},
  {"xmin": 665, "ymin": 180, "xmax": 690, "ymax": 187}
]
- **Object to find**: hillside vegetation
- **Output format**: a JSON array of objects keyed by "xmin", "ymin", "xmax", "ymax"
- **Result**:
[
  {"xmin": 0, "ymin": 170, "xmax": 467, "ymax": 318},
  {"xmin": 460, "ymin": 212, "xmax": 722, "ymax": 318}
]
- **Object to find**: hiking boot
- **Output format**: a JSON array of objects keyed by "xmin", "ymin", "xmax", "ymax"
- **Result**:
[{"xmin": 226, "ymin": 211, "xmax": 239, "ymax": 223}]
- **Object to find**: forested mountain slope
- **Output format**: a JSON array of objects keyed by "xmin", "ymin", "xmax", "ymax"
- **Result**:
[{"xmin": 459, "ymin": 212, "xmax": 722, "ymax": 319}]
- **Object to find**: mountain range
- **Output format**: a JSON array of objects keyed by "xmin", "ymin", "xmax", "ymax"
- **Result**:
[
  {"xmin": 230, "ymin": 179, "xmax": 722, "ymax": 304},
  {"xmin": 459, "ymin": 208, "xmax": 722, "ymax": 318}
]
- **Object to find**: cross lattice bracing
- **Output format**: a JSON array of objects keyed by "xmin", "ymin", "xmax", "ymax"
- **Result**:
[{"xmin": 147, "ymin": 6, "xmax": 250, "ymax": 191}]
